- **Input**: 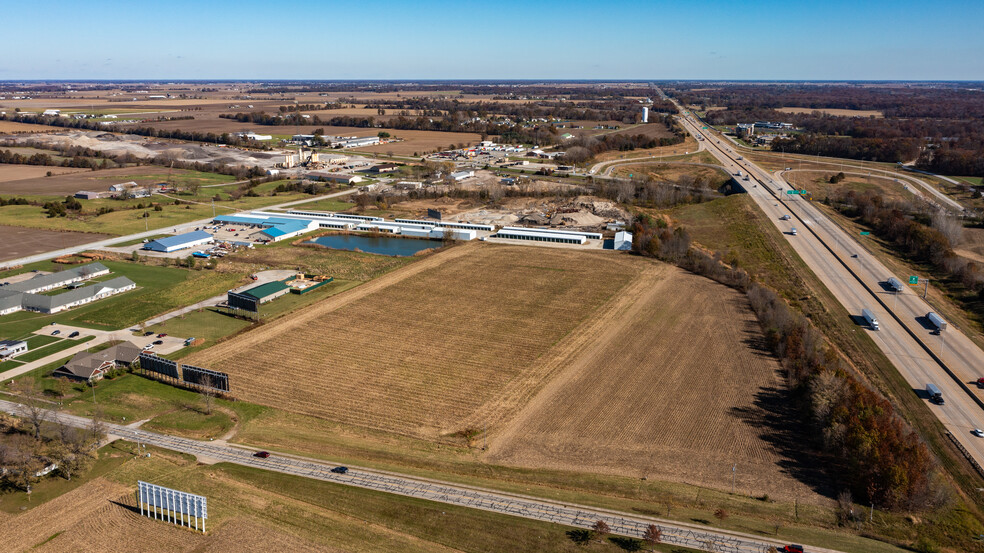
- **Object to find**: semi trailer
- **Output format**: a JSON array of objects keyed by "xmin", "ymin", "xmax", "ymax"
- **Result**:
[{"xmin": 862, "ymin": 308, "xmax": 880, "ymax": 331}]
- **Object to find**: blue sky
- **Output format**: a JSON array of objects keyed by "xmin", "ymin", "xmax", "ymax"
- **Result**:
[{"xmin": 2, "ymin": 0, "xmax": 982, "ymax": 80}]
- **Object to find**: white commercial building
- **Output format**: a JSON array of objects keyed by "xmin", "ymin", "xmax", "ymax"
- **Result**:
[
  {"xmin": 614, "ymin": 230, "xmax": 633, "ymax": 251},
  {"xmin": 450, "ymin": 170, "xmax": 474, "ymax": 181},
  {"xmin": 500, "ymin": 226, "xmax": 602, "ymax": 240},
  {"xmin": 493, "ymin": 228, "xmax": 587, "ymax": 245},
  {"xmin": 0, "ymin": 340, "xmax": 28, "ymax": 359}
]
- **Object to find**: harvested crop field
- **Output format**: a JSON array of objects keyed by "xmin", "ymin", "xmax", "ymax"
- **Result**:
[
  {"xmin": 0, "ymin": 225, "xmax": 111, "ymax": 263},
  {"xmin": 488, "ymin": 266, "xmax": 822, "ymax": 503},
  {"xmin": 0, "ymin": 120, "xmax": 65, "ymax": 133},
  {"xmin": 0, "ymin": 164, "xmax": 88, "ymax": 184},
  {"xmin": 0, "ymin": 165, "xmax": 187, "ymax": 195},
  {"xmin": 187, "ymin": 244, "xmax": 642, "ymax": 438},
  {"xmin": 776, "ymin": 106, "xmax": 883, "ymax": 118},
  {"xmin": 354, "ymin": 129, "xmax": 484, "ymax": 155}
]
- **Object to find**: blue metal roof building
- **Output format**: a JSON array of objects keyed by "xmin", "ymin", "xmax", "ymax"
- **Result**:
[
  {"xmin": 143, "ymin": 231, "xmax": 215, "ymax": 253},
  {"xmin": 213, "ymin": 213, "xmax": 317, "ymax": 242}
]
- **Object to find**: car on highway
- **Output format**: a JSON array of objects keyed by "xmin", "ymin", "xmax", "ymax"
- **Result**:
[
  {"xmin": 330, "ymin": 466, "xmax": 348, "ymax": 474},
  {"xmin": 254, "ymin": 451, "xmax": 271, "ymax": 458},
  {"xmin": 51, "ymin": 330, "xmax": 60, "ymax": 335},
  {"xmin": 780, "ymin": 215, "xmax": 791, "ymax": 221},
  {"xmin": 781, "ymin": 546, "xmax": 805, "ymax": 553},
  {"xmin": 68, "ymin": 331, "xmax": 80, "ymax": 338},
  {"xmin": 973, "ymin": 429, "xmax": 984, "ymax": 438}
]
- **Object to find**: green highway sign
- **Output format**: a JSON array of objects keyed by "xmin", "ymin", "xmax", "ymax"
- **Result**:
[
  {"xmin": 702, "ymin": 126, "xmax": 708, "ymax": 129},
  {"xmin": 786, "ymin": 190, "xmax": 808, "ymax": 195},
  {"xmin": 909, "ymin": 276, "xmax": 919, "ymax": 285},
  {"xmin": 859, "ymin": 231, "xmax": 870, "ymax": 236}
]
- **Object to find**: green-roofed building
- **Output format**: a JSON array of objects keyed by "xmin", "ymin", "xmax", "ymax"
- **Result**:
[{"xmin": 227, "ymin": 281, "xmax": 290, "ymax": 312}]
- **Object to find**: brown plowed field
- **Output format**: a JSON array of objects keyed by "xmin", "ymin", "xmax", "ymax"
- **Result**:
[
  {"xmin": 186, "ymin": 244, "xmax": 641, "ymax": 438},
  {"xmin": 0, "ymin": 164, "xmax": 88, "ymax": 184},
  {"xmin": 0, "ymin": 165, "xmax": 180, "ymax": 195},
  {"xmin": 0, "ymin": 225, "xmax": 111, "ymax": 262},
  {"xmin": 4, "ymin": 478, "xmax": 132, "ymax": 552},
  {"xmin": 487, "ymin": 266, "xmax": 822, "ymax": 503}
]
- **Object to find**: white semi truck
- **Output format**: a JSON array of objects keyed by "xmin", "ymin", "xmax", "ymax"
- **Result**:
[
  {"xmin": 927, "ymin": 312, "xmax": 948, "ymax": 331},
  {"xmin": 862, "ymin": 308, "xmax": 880, "ymax": 331}
]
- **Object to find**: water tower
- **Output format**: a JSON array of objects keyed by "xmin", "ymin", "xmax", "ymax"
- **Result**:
[{"xmin": 642, "ymin": 106, "xmax": 649, "ymax": 123}]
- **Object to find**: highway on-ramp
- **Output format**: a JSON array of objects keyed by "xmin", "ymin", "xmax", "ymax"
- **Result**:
[
  {"xmin": 0, "ymin": 399, "xmax": 846, "ymax": 553},
  {"xmin": 673, "ymin": 110, "xmax": 984, "ymax": 471}
]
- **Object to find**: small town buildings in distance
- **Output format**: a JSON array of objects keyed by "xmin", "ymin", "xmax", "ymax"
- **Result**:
[{"xmin": 143, "ymin": 231, "xmax": 215, "ymax": 253}]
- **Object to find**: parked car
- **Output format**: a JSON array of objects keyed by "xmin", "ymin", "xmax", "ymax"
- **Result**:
[
  {"xmin": 330, "ymin": 466, "xmax": 348, "ymax": 474},
  {"xmin": 157, "ymin": 333, "xmax": 167, "ymax": 338},
  {"xmin": 51, "ymin": 330, "xmax": 60, "ymax": 335},
  {"xmin": 153, "ymin": 340, "xmax": 164, "ymax": 345},
  {"xmin": 68, "ymin": 331, "xmax": 80, "ymax": 338},
  {"xmin": 781, "ymin": 546, "xmax": 805, "ymax": 553},
  {"xmin": 254, "ymin": 451, "xmax": 270, "ymax": 458}
]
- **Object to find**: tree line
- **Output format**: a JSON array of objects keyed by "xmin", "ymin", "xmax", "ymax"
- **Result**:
[{"xmin": 629, "ymin": 214, "xmax": 936, "ymax": 509}]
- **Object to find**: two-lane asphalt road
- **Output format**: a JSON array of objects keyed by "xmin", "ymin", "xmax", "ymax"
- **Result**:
[
  {"xmin": 0, "ymin": 399, "xmax": 844, "ymax": 553},
  {"xmin": 674, "ymin": 111, "xmax": 984, "ymax": 469}
]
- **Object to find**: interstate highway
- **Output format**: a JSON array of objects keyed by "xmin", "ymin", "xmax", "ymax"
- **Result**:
[{"xmin": 674, "ymin": 111, "xmax": 984, "ymax": 469}]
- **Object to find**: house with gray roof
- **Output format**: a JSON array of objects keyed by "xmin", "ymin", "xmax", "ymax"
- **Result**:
[
  {"xmin": 2, "ymin": 263, "xmax": 109, "ymax": 294},
  {"xmin": 52, "ymin": 342, "xmax": 142, "ymax": 381}
]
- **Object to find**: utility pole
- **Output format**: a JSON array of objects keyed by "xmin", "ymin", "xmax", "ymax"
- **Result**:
[{"xmin": 731, "ymin": 464, "xmax": 736, "ymax": 494}]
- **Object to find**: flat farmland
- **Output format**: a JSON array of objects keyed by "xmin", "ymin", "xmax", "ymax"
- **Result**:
[
  {"xmin": 355, "ymin": 129, "xmax": 484, "ymax": 155},
  {"xmin": 0, "ymin": 165, "xmax": 186, "ymax": 195},
  {"xmin": 186, "ymin": 244, "xmax": 642, "ymax": 438},
  {"xmin": 0, "ymin": 164, "xmax": 89, "ymax": 185},
  {"xmin": 0, "ymin": 225, "xmax": 111, "ymax": 262},
  {"xmin": 0, "ymin": 120, "xmax": 66, "ymax": 133},
  {"xmin": 607, "ymin": 121, "xmax": 676, "ymax": 139},
  {"xmin": 776, "ymin": 106, "xmax": 884, "ymax": 118},
  {"xmin": 488, "ymin": 265, "xmax": 823, "ymax": 503}
]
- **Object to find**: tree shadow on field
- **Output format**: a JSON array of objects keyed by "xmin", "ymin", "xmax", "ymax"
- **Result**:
[
  {"xmin": 729, "ymin": 386, "xmax": 837, "ymax": 500},
  {"xmin": 732, "ymin": 296, "xmax": 774, "ymax": 360}
]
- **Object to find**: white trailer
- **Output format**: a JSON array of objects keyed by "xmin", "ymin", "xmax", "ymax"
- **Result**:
[
  {"xmin": 862, "ymin": 308, "xmax": 879, "ymax": 331},
  {"xmin": 927, "ymin": 312, "xmax": 948, "ymax": 331},
  {"xmin": 887, "ymin": 277, "xmax": 904, "ymax": 292}
]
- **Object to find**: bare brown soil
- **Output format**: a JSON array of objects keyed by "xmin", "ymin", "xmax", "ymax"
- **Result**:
[
  {"xmin": 0, "ymin": 164, "xmax": 88, "ymax": 183},
  {"xmin": 776, "ymin": 107, "xmax": 884, "ymax": 118},
  {"xmin": 186, "ymin": 244, "xmax": 641, "ymax": 438},
  {"xmin": 488, "ymin": 266, "xmax": 824, "ymax": 503},
  {"xmin": 0, "ymin": 121, "xmax": 66, "ymax": 133},
  {"xmin": 0, "ymin": 225, "xmax": 111, "ymax": 262},
  {"xmin": 0, "ymin": 165, "xmax": 184, "ymax": 195}
]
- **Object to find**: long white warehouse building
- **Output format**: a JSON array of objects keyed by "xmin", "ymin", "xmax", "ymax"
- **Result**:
[{"xmin": 493, "ymin": 228, "xmax": 587, "ymax": 245}]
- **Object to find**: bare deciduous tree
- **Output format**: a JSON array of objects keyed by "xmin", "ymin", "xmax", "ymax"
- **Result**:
[
  {"xmin": 643, "ymin": 524, "xmax": 662, "ymax": 546},
  {"xmin": 931, "ymin": 209, "xmax": 963, "ymax": 246},
  {"xmin": 13, "ymin": 380, "xmax": 47, "ymax": 440}
]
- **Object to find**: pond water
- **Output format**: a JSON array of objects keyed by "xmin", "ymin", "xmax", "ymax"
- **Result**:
[{"xmin": 306, "ymin": 234, "xmax": 441, "ymax": 257}]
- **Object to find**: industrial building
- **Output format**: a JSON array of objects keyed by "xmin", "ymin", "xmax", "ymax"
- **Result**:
[
  {"xmin": 334, "ymin": 136, "xmax": 380, "ymax": 148},
  {"xmin": 308, "ymin": 172, "xmax": 364, "ymax": 185},
  {"xmin": 394, "ymin": 218, "xmax": 495, "ymax": 232},
  {"xmin": 52, "ymin": 342, "xmax": 141, "ymax": 381},
  {"xmin": 213, "ymin": 214, "xmax": 320, "ymax": 242},
  {"xmin": 286, "ymin": 209, "xmax": 383, "ymax": 222},
  {"xmin": 0, "ymin": 340, "xmax": 27, "ymax": 359},
  {"xmin": 500, "ymin": 226, "xmax": 602, "ymax": 240},
  {"xmin": 735, "ymin": 123, "xmax": 756, "ymax": 138},
  {"xmin": 614, "ymin": 231, "xmax": 633, "ymax": 250},
  {"xmin": 227, "ymin": 281, "xmax": 291, "ymax": 311},
  {"xmin": 143, "ymin": 231, "xmax": 215, "ymax": 253},
  {"xmin": 450, "ymin": 170, "xmax": 474, "ymax": 181},
  {"xmin": 493, "ymin": 228, "xmax": 587, "ymax": 245}
]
